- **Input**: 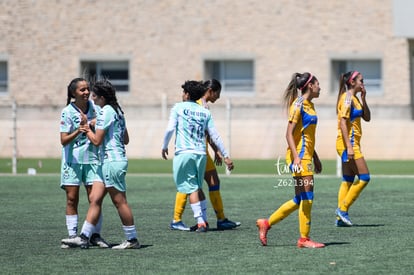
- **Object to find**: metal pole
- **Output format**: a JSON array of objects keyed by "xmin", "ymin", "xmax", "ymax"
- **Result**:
[
  {"xmin": 336, "ymin": 155, "xmax": 341, "ymax": 178},
  {"xmin": 12, "ymin": 100, "xmax": 17, "ymax": 174}
]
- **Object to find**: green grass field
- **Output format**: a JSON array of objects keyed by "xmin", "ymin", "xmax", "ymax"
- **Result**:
[
  {"xmin": 1, "ymin": 158, "xmax": 414, "ymax": 175},
  {"xmin": 0, "ymin": 168, "xmax": 412, "ymax": 274}
]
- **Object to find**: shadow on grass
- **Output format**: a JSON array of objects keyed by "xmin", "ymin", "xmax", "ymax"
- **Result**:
[
  {"xmin": 352, "ymin": 224, "xmax": 385, "ymax": 227},
  {"xmin": 323, "ymin": 242, "xmax": 351, "ymax": 247},
  {"xmin": 109, "ymin": 244, "xmax": 153, "ymax": 249}
]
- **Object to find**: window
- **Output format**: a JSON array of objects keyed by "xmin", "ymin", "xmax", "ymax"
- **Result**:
[
  {"xmin": 81, "ymin": 61, "xmax": 129, "ymax": 92},
  {"xmin": 331, "ymin": 59, "xmax": 382, "ymax": 95},
  {"xmin": 204, "ymin": 60, "xmax": 254, "ymax": 94},
  {"xmin": 0, "ymin": 61, "xmax": 7, "ymax": 93}
]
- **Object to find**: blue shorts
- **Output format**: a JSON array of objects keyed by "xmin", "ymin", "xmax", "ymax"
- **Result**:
[
  {"xmin": 173, "ymin": 153, "xmax": 206, "ymax": 194},
  {"xmin": 97, "ymin": 161, "xmax": 128, "ymax": 192},
  {"xmin": 60, "ymin": 162, "xmax": 101, "ymax": 189}
]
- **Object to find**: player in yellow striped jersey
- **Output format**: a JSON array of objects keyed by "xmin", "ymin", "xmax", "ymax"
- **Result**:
[
  {"xmin": 256, "ymin": 72, "xmax": 325, "ymax": 248},
  {"xmin": 169, "ymin": 79, "xmax": 240, "ymax": 231},
  {"xmin": 335, "ymin": 71, "xmax": 371, "ymax": 227}
]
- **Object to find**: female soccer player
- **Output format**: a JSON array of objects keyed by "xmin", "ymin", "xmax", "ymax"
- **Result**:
[
  {"xmin": 335, "ymin": 71, "xmax": 371, "ymax": 227},
  {"xmin": 169, "ymin": 79, "xmax": 240, "ymax": 231},
  {"xmin": 62, "ymin": 79, "xmax": 140, "ymax": 249},
  {"xmin": 256, "ymin": 72, "xmax": 325, "ymax": 248},
  {"xmin": 162, "ymin": 80, "xmax": 234, "ymax": 232},
  {"xmin": 59, "ymin": 78, "xmax": 108, "ymax": 248}
]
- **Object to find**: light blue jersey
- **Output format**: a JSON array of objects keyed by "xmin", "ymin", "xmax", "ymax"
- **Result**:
[
  {"xmin": 95, "ymin": 105, "xmax": 127, "ymax": 162},
  {"xmin": 60, "ymin": 101, "xmax": 100, "ymax": 164},
  {"xmin": 162, "ymin": 101, "xmax": 229, "ymax": 158}
]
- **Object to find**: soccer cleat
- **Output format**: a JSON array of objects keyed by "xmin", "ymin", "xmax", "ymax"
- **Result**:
[
  {"xmin": 169, "ymin": 221, "xmax": 190, "ymax": 231},
  {"xmin": 297, "ymin": 237, "xmax": 325, "ymax": 248},
  {"xmin": 217, "ymin": 218, "xmax": 241, "ymax": 230},
  {"xmin": 256, "ymin": 219, "xmax": 270, "ymax": 246},
  {"xmin": 335, "ymin": 219, "xmax": 351, "ymax": 227},
  {"xmin": 61, "ymin": 234, "xmax": 89, "ymax": 249},
  {"xmin": 195, "ymin": 222, "xmax": 208, "ymax": 233},
  {"xmin": 335, "ymin": 208, "xmax": 353, "ymax": 226},
  {"xmin": 90, "ymin": 233, "xmax": 110, "ymax": 248},
  {"xmin": 111, "ymin": 238, "xmax": 141, "ymax": 249},
  {"xmin": 61, "ymin": 235, "xmax": 76, "ymax": 249}
]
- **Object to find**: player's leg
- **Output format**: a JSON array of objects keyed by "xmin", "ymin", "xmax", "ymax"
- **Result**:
[
  {"xmin": 84, "ymin": 164, "xmax": 109, "ymax": 247},
  {"xmin": 341, "ymin": 157, "xmax": 370, "ymax": 211},
  {"xmin": 205, "ymin": 154, "xmax": 240, "ymax": 230},
  {"xmin": 107, "ymin": 187, "xmax": 140, "ymax": 249},
  {"xmin": 64, "ymin": 185, "xmax": 80, "ymax": 237},
  {"xmin": 256, "ymin": 190, "xmax": 300, "ymax": 246},
  {"xmin": 296, "ymin": 162, "xmax": 324, "ymax": 248}
]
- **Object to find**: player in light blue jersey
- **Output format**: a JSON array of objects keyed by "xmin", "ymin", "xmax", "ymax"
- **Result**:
[
  {"xmin": 59, "ymin": 78, "xmax": 109, "ymax": 249},
  {"xmin": 62, "ymin": 79, "xmax": 140, "ymax": 249},
  {"xmin": 162, "ymin": 80, "xmax": 234, "ymax": 232}
]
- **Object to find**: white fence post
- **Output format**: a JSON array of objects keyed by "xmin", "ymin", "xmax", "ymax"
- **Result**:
[
  {"xmin": 12, "ymin": 100, "xmax": 17, "ymax": 175},
  {"xmin": 226, "ymin": 98, "xmax": 231, "ymax": 175}
]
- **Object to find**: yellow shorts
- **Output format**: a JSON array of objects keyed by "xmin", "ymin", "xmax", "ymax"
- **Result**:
[
  {"xmin": 286, "ymin": 158, "xmax": 314, "ymax": 177},
  {"xmin": 336, "ymin": 139, "xmax": 364, "ymax": 162},
  {"xmin": 205, "ymin": 152, "xmax": 215, "ymax": 172}
]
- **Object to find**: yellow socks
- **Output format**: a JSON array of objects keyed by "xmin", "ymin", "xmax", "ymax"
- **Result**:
[
  {"xmin": 340, "ymin": 179, "xmax": 369, "ymax": 212},
  {"xmin": 173, "ymin": 192, "xmax": 188, "ymax": 222},
  {"xmin": 337, "ymin": 181, "xmax": 352, "ymax": 208},
  {"xmin": 298, "ymin": 192, "xmax": 313, "ymax": 238},
  {"xmin": 268, "ymin": 196, "xmax": 300, "ymax": 226},
  {"xmin": 209, "ymin": 190, "xmax": 225, "ymax": 220}
]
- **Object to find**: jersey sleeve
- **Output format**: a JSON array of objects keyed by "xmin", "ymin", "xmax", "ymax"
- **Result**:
[
  {"xmin": 162, "ymin": 105, "xmax": 178, "ymax": 150},
  {"xmin": 60, "ymin": 108, "xmax": 73, "ymax": 133},
  {"xmin": 206, "ymin": 114, "xmax": 229, "ymax": 158},
  {"xmin": 339, "ymin": 93, "xmax": 352, "ymax": 119},
  {"xmin": 288, "ymin": 99, "xmax": 302, "ymax": 123}
]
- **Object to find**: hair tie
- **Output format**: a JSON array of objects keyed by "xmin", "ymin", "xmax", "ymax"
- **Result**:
[
  {"xmin": 300, "ymin": 73, "xmax": 313, "ymax": 91},
  {"xmin": 347, "ymin": 71, "xmax": 359, "ymax": 84}
]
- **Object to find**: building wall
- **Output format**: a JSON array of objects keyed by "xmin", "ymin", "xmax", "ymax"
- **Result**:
[{"xmin": 0, "ymin": 0, "xmax": 412, "ymax": 160}]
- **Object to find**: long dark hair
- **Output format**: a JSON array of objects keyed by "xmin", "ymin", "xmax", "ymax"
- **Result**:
[
  {"xmin": 283, "ymin": 72, "xmax": 316, "ymax": 110},
  {"xmin": 203, "ymin": 79, "xmax": 222, "ymax": 93},
  {"xmin": 336, "ymin": 70, "xmax": 359, "ymax": 112},
  {"xmin": 66, "ymin": 77, "xmax": 87, "ymax": 105},
  {"xmin": 181, "ymin": 80, "xmax": 206, "ymax": 101},
  {"xmin": 92, "ymin": 79, "xmax": 124, "ymax": 115}
]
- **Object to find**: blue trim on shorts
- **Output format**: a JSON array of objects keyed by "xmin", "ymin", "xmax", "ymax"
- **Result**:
[
  {"xmin": 342, "ymin": 175, "xmax": 355, "ymax": 183},
  {"xmin": 300, "ymin": 191, "xmax": 314, "ymax": 201},
  {"xmin": 358, "ymin": 173, "xmax": 370, "ymax": 182},
  {"xmin": 208, "ymin": 185, "xmax": 220, "ymax": 191},
  {"xmin": 293, "ymin": 195, "xmax": 301, "ymax": 205}
]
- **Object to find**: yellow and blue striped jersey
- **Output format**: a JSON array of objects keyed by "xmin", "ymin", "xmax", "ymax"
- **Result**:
[
  {"xmin": 286, "ymin": 97, "xmax": 318, "ymax": 161},
  {"xmin": 337, "ymin": 92, "xmax": 363, "ymax": 144}
]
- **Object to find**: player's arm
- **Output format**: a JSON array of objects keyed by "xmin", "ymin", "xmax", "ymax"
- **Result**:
[
  {"xmin": 124, "ymin": 127, "xmax": 129, "ymax": 145},
  {"xmin": 313, "ymin": 150, "xmax": 322, "ymax": 174},
  {"xmin": 286, "ymin": 121, "xmax": 301, "ymax": 167},
  {"xmin": 207, "ymin": 125, "xmax": 233, "ymax": 171},
  {"xmin": 161, "ymin": 108, "xmax": 177, "ymax": 160},
  {"xmin": 60, "ymin": 112, "xmax": 87, "ymax": 146},
  {"xmin": 339, "ymin": 117, "xmax": 354, "ymax": 159},
  {"xmin": 85, "ymin": 127, "xmax": 105, "ymax": 146},
  {"xmin": 60, "ymin": 130, "xmax": 82, "ymax": 146},
  {"xmin": 206, "ymin": 131, "xmax": 223, "ymax": 166},
  {"xmin": 360, "ymin": 86, "xmax": 371, "ymax": 122}
]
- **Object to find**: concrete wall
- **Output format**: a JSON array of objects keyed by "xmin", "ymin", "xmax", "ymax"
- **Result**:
[{"xmin": 0, "ymin": 0, "xmax": 413, "ymax": 159}]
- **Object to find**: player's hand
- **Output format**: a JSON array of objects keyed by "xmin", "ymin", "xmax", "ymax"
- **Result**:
[
  {"xmin": 347, "ymin": 146, "xmax": 354, "ymax": 161},
  {"xmin": 224, "ymin": 157, "xmax": 234, "ymax": 171},
  {"xmin": 161, "ymin": 149, "xmax": 168, "ymax": 160},
  {"xmin": 314, "ymin": 158, "xmax": 322, "ymax": 174},
  {"xmin": 214, "ymin": 151, "xmax": 223, "ymax": 166}
]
